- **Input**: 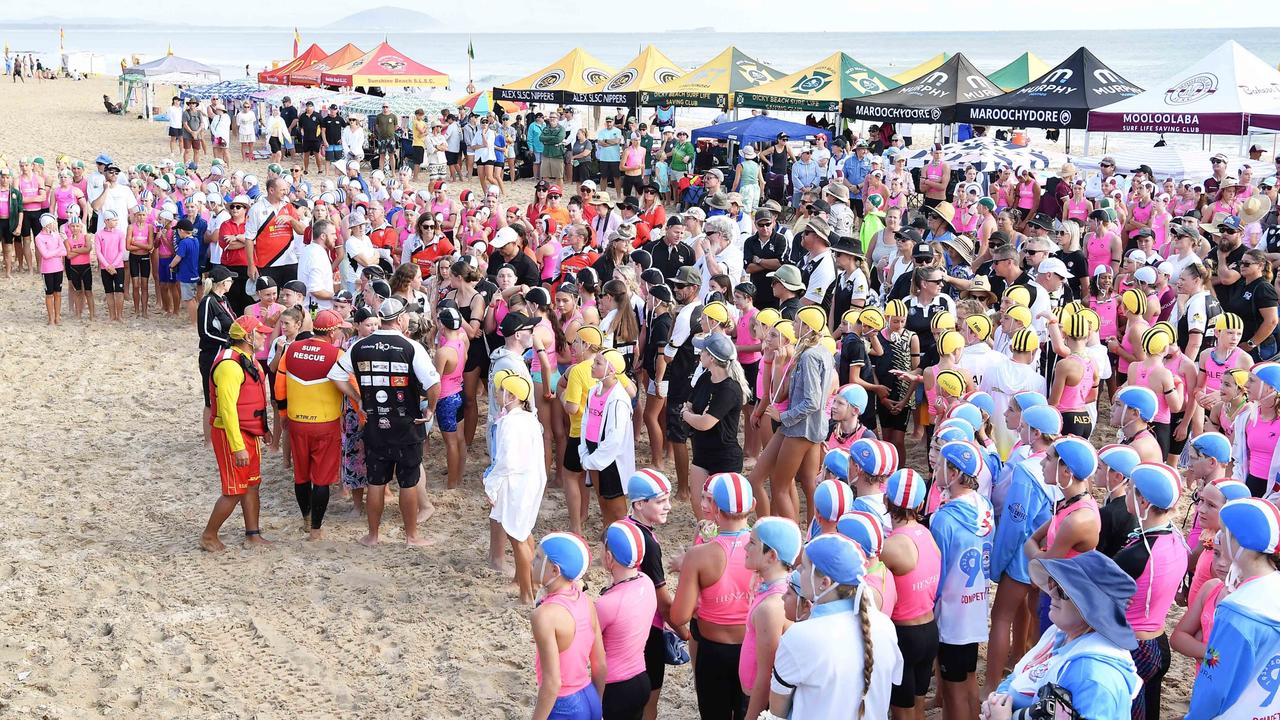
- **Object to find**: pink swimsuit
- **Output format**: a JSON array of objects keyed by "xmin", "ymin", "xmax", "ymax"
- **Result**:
[
  {"xmin": 1202, "ymin": 346, "xmax": 1242, "ymax": 392},
  {"xmin": 736, "ymin": 308, "xmax": 760, "ymax": 365},
  {"xmin": 696, "ymin": 530, "xmax": 754, "ymax": 626},
  {"xmin": 1085, "ymin": 230, "xmax": 1115, "ymax": 275},
  {"xmin": 535, "ymin": 587, "xmax": 595, "ymax": 697},
  {"xmin": 438, "ymin": 336, "xmax": 466, "ymax": 398},
  {"xmin": 1128, "ymin": 201, "xmax": 1153, "ymax": 238},
  {"xmin": 1090, "ymin": 296, "xmax": 1119, "ymax": 341},
  {"xmin": 1127, "ymin": 362, "xmax": 1171, "ymax": 423},
  {"xmin": 1058, "ymin": 354, "xmax": 1094, "ymax": 412},
  {"xmin": 1017, "ymin": 181, "xmax": 1036, "ymax": 210},
  {"xmin": 738, "ymin": 579, "xmax": 787, "ymax": 692},
  {"xmin": 1046, "ymin": 494, "xmax": 1099, "ymax": 559},
  {"xmin": 1066, "ymin": 197, "xmax": 1089, "ymax": 223},
  {"xmin": 888, "ymin": 523, "xmax": 941, "ymax": 623}
]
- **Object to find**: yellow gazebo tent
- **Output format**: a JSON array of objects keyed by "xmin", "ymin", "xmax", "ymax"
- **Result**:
[
  {"xmin": 891, "ymin": 52, "xmax": 951, "ymax": 84},
  {"xmin": 569, "ymin": 45, "xmax": 684, "ymax": 106},
  {"xmin": 734, "ymin": 52, "xmax": 899, "ymax": 113},
  {"xmin": 494, "ymin": 48, "xmax": 616, "ymax": 104},
  {"xmin": 638, "ymin": 46, "xmax": 784, "ymax": 110}
]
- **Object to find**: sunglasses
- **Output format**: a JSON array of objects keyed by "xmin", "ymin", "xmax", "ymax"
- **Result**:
[
  {"xmin": 230, "ymin": 204, "xmax": 247, "ymax": 210},
  {"xmin": 756, "ymin": 221, "xmax": 774, "ymax": 227},
  {"xmin": 1099, "ymin": 162, "xmax": 1113, "ymax": 168},
  {"xmin": 1241, "ymin": 259, "xmax": 1258, "ymax": 266},
  {"xmin": 1047, "ymin": 579, "xmax": 1068, "ymax": 602},
  {"xmin": 548, "ymin": 193, "xmax": 561, "ymax": 198},
  {"xmin": 1024, "ymin": 249, "xmax": 1046, "ymax": 256},
  {"xmin": 921, "ymin": 277, "xmax": 943, "ymax": 285}
]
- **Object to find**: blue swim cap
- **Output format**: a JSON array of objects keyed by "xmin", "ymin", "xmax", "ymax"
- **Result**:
[
  {"xmin": 711, "ymin": 472, "xmax": 754, "ymax": 514},
  {"xmin": 940, "ymin": 440, "xmax": 984, "ymax": 477},
  {"xmin": 539, "ymin": 532, "xmax": 591, "ymax": 581},
  {"xmin": 836, "ymin": 384, "xmax": 869, "ymax": 413},
  {"xmin": 754, "ymin": 516, "xmax": 804, "ymax": 567},
  {"xmin": 935, "ymin": 418, "xmax": 976, "ymax": 443},
  {"xmin": 1190, "ymin": 432, "xmax": 1232, "ymax": 464},
  {"xmin": 1022, "ymin": 405, "xmax": 1063, "ymax": 435},
  {"xmin": 1220, "ymin": 498, "xmax": 1280, "ymax": 554},
  {"xmin": 1051, "ymin": 436, "xmax": 1098, "ymax": 480},
  {"xmin": 1255, "ymin": 362, "xmax": 1280, "ymax": 393},
  {"xmin": 823, "ymin": 449, "xmax": 851, "ymax": 482},
  {"xmin": 1098, "ymin": 444, "xmax": 1141, "ymax": 478},
  {"xmin": 1013, "ymin": 391, "xmax": 1047, "ymax": 411},
  {"xmin": 1212, "ymin": 479, "xmax": 1252, "ymax": 502},
  {"xmin": 815, "ymin": 479, "xmax": 855, "ymax": 521},
  {"xmin": 605, "ymin": 521, "xmax": 646, "ymax": 568},
  {"xmin": 836, "ymin": 510, "xmax": 885, "ymax": 557},
  {"xmin": 804, "ymin": 533, "xmax": 867, "ymax": 586},
  {"xmin": 961, "ymin": 390, "xmax": 995, "ymax": 417},
  {"xmin": 886, "ymin": 468, "xmax": 926, "ymax": 510},
  {"xmin": 1115, "ymin": 386, "xmax": 1157, "ymax": 422},
  {"xmin": 1130, "ymin": 462, "xmax": 1181, "ymax": 510},
  {"xmin": 947, "ymin": 403, "xmax": 984, "ymax": 434}
]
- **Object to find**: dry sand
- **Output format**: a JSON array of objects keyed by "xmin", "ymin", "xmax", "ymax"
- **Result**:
[{"xmin": 0, "ymin": 77, "xmax": 1196, "ymax": 719}]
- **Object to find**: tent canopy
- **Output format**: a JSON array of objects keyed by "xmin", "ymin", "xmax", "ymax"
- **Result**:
[
  {"xmin": 339, "ymin": 91, "xmax": 453, "ymax": 118},
  {"xmin": 957, "ymin": 47, "xmax": 1142, "ymax": 130},
  {"xmin": 320, "ymin": 41, "xmax": 448, "ymax": 88},
  {"xmin": 842, "ymin": 53, "xmax": 1002, "ymax": 124},
  {"xmin": 122, "ymin": 55, "xmax": 219, "ymax": 83},
  {"xmin": 456, "ymin": 89, "xmax": 527, "ymax": 115},
  {"xmin": 902, "ymin": 136, "xmax": 1066, "ymax": 173},
  {"xmin": 988, "ymin": 52, "xmax": 1053, "ymax": 92},
  {"xmin": 690, "ymin": 116, "xmax": 833, "ymax": 146},
  {"xmin": 639, "ymin": 47, "xmax": 783, "ymax": 110},
  {"xmin": 1088, "ymin": 40, "xmax": 1280, "ymax": 135},
  {"xmin": 734, "ymin": 52, "xmax": 899, "ymax": 113},
  {"xmin": 568, "ymin": 45, "xmax": 683, "ymax": 106},
  {"xmin": 258, "ymin": 43, "xmax": 327, "ymax": 85},
  {"xmin": 180, "ymin": 79, "xmax": 265, "ymax": 102},
  {"xmin": 891, "ymin": 53, "xmax": 950, "ymax": 84},
  {"xmin": 288, "ymin": 43, "xmax": 364, "ymax": 87},
  {"xmin": 1068, "ymin": 146, "xmax": 1251, "ymax": 182},
  {"xmin": 494, "ymin": 48, "xmax": 616, "ymax": 104}
]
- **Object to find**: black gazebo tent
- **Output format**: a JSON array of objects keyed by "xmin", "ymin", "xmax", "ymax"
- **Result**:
[
  {"xmin": 955, "ymin": 47, "xmax": 1142, "ymax": 130},
  {"xmin": 841, "ymin": 53, "xmax": 1002, "ymax": 124}
]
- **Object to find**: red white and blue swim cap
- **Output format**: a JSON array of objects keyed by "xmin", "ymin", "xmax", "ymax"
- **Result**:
[
  {"xmin": 605, "ymin": 521, "xmax": 646, "ymax": 569},
  {"xmin": 539, "ymin": 532, "xmax": 592, "ymax": 581},
  {"xmin": 837, "ymin": 510, "xmax": 885, "ymax": 557},
  {"xmin": 850, "ymin": 438, "xmax": 899, "ymax": 477},
  {"xmin": 1098, "ymin": 444, "xmax": 1141, "ymax": 478},
  {"xmin": 1219, "ymin": 498, "xmax": 1280, "ymax": 554},
  {"xmin": 626, "ymin": 468, "xmax": 672, "ymax": 502},
  {"xmin": 814, "ymin": 479, "xmax": 855, "ymax": 521},
  {"xmin": 886, "ymin": 468, "xmax": 926, "ymax": 510},
  {"xmin": 1211, "ymin": 479, "xmax": 1252, "ymax": 502},
  {"xmin": 711, "ymin": 472, "xmax": 754, "ymax": 514},
  {"xmin": 836, "ymin": 384, "xmax": 869, "ymax": 413}
]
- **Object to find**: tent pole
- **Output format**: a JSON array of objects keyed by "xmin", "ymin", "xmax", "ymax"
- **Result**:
[
  {"xmin": 1083, "ymin": 131, "xmax": 1090, "ymax": 156},
  {"xmin": 1065, "ymin": 129, "xmax": 1071, "ymax": 154}
]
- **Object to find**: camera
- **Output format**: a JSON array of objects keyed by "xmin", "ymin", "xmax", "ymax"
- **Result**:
[{"xmin": 1026, "ymin": 683, "xmax": 1079, "ymax": 720}]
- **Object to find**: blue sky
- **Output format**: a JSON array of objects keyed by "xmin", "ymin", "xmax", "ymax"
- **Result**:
[{"xmin": 3, "ymin": 0, "xmax": 1275, "ymax": 32}]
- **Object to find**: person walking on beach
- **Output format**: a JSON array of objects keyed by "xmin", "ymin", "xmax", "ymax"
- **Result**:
[
  {"xmin": 182, "ymin": 99, "xmax": 203, "ymax": 166},
  {"xmin": 336, "ymin": 297, "xmax": 440, "ymax": 547},
  {"xmin": 200, "ymin": 315, "xmax": 273, "ymax": 552}
]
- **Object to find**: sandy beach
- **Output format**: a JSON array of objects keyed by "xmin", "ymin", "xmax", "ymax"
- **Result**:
[{"xmin": 0, "ymin": 76, "xmax": 1198, "ymax": 718}]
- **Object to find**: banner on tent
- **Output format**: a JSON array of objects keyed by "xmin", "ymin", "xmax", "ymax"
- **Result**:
[
  {"xmin": 967, "ymin": 107, "xmax": 1077, "ymax": 128},
  {"xmin": 495, "ymin": 88, "xmax": 562, "ymax": 103},
  {"xmin": 848, "ymin": 103, "xmax": 945, "ymax": 121},
  {"xmin": 638, "ymin": 91, "xmax": 727, "ymax": 109},
  {"xmin": 1090, "ymin": 112, "xmax": 1251, "ymax": 134},
  {"xmin": 568, "ymin": 91, "xmax": 638, "ymax": 106},
  {"xmin": 733, "ymin": 92, "xmax": 839, "ymax": 113}
]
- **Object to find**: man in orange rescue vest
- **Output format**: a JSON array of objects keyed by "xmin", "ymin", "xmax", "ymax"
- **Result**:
[{"xmin": 200, "ymin": 315, "xmax": 273, "ymax": 552}]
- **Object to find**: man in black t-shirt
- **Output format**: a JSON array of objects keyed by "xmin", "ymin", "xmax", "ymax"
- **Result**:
[
  {"xmin": 319, "ymin": 105, "xmax": 346, "ymax": 171},
  {"xmin": 644, "ymin": 217, "xmax": 694, "ymax": 281},
  {"xmin": 744, "ymin": 208, "xmax": 789, "ymax": 309},
  {"xmin": 296, "ymin": 101, "xmax": 322, "ymax": 174},
  {"xmin": 279, "ymin": 97, "xmax": 299, "ymax": 158},
  {"xmin": 1212, "ymin": 216, "xmax": 1249, "ymax": 308}
]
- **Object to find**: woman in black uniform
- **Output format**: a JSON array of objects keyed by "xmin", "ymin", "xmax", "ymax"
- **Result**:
[
  {"xmin": 196, "ymin": 266, "xmax": 236, "ymax": 441},
  {"xmin": 446, "ymin": 255, "xmax": 493, "ymax": 446},
  {"xmin": 874, "ymin": 299, "xmax": 919, "ymax": 462}
]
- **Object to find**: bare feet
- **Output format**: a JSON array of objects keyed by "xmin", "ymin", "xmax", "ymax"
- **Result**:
[
  {"xmin": 405, "ymin": 535, "xmax": 433, "ymax": 547},
  {"xmin": 358, "ymin": 533, "xmax": 379, "ymax": 547},
  {"xmin": 307, "ymin": 529, "xmax": 325, "ymax": 542},
  {"xmin": 488, "ymin": 557, "xmax": 513, "ymax": 574},
  {"xmin": 244, "ymin": 534, "xmax": 271, "ymax": 547},
  {"xmin": 416, "ymin": 500, "xmax": 436, "ymax": 524},
  {"xmin": 199, "ymin": 534, "xmax": 225, "ymax": 552},
  {"xmin": 301, "ymin": 515, "xmax": 311, "ymax": 533},
  {"xmin": 351, "ymin": 502, "xmax": 366, "ymax": 517}
]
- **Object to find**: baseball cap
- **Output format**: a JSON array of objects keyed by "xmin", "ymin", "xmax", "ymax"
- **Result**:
[
  {"xmin": 1037, "ymin": 257, "xmax": 1072, "ymax": 278},
  {"xmin": 670, "ymin": 266, "xmax": 701, "ymax": 287},
  {"xmin": 499, "ymin": 311, "xmax": 538, "ymax": 337},
  {"xmin": 313, "ymin": 309, "xmax": 352, "ymax": 331},
  {"xmin": 694, "ymin": 332, "xmax": 736, "ymax": 363}
]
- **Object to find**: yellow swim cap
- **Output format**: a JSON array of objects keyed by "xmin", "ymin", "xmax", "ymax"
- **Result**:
[
  {"xmin": 964, "ymin": 313, "xmax": 993, "ymax": 341},
  {"xmin": 1121, "ymin": 289, "xmax": 1147, "ymax": 317},
  {"xmin": 936, "ymin": 369, "xmax": 967, "ymax": 398},
  {"xmin": 1215, "ymin": 312, "xmax": 1243, "ymax": 332},
  {"xmin": 857, "ymin": 307, "xmax": 885, "ymax": 332},
  {"xmin": 1078, "ymin": 308, "xmax": 1100, "ymax": 333},
  {"xmin": 1153, "ymin": 321, "xmax": 1176, "ymax": 342},
  {"xmin": 938, "ymin": 330, "xmax": 965, "ymax": 356},
  {"xmin": 1004, "ymin": 285, "xmax": 1031, "ymax": 308},
  {"xmin": 797, "ymin": 306, "xmax": 827, "ymax": 334},
  {"xmin": 755, "ymin": 308, "xmax": 781, "ymax": 329},
  {"xmin": 601, "ymin": 348, "xmax": 627, "ymax": 374},
  {"xmin": 1062, "ymin": 311, "xmax": 1089, "ymax": 339},
  {"xmin": 931, "ymin": 312, "xmax": 957, "ymax": 331},
  {"xmin": 703, "ymin": 301, "xmax": 731, "ymax": 326},
  {"xmin": 499, "ymin": 373, "xmax": 533, "ymax": 402},
  {"xmin": 1227, "ymin": 368, "xmax": 1250, "ymax": 389},
  {"xmin": 819, "ymin": 335, "xmax": 838, "ymax": 354},
  {"xmin": 884, "ymin": 299, "xmax": 908, "ymax": 318},
  {"xmin": 1011, "ymin": 328, "xmax": 1040, "ymax": 353},
  {"xmin": 1141, "ymin": 327, "xmax": 1171, "ymax": 355},
  {"xmin": 773, "ymin": 319, "xmax": 796, "ymax": 343},
  {"xmin": 1006, "ymin": 305, "xmax": 1033, "ymax": 329},
  {"xmin": 577, "ymin": 325, "xmax": 604, "ymax": 348}
]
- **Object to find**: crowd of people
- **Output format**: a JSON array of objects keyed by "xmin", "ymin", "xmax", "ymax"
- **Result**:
[{"xmin": 10, "ymin": 98, "xmax": 1280, "ymax": 720}]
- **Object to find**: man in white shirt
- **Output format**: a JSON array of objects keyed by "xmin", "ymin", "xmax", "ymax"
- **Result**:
[
  {"xmin": 959, "ymin": 314, "xmax": 1002, "ymax": 388},
  {"xmin": 341, "ymin": 214, "xmax": 379, "ymax": 294},
  {"xmin": 299, "ymin": 218, "xmax": 337, "ymax": 310},
  {"xmin": 90, "ymin": 164, "xmax": 137, "ymax": 236},
  {"xmin": 797, "ymin": 217, "xmax": 837, "ymax": 308},
  {"xmin": 694, "ymin": 216, "xmax": 743, "ymax": 298}
]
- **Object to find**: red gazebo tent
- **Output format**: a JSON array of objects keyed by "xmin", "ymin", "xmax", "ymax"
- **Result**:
[
  {"xmin": 289, "ymin": 43, "xmax": 364, "ymax": 87},
  {"xmin": 320, "ymin": 41, "xmax": 449, "ymax": 88},
  {"xmin": 258, "ymin": 43, "xmax": 327, "ymax": 85}
]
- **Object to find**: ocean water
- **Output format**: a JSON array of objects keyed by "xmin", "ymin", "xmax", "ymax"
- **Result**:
[{"xmin": 6, "ymin": 26, "xmax": 1280, "ymax": 153}]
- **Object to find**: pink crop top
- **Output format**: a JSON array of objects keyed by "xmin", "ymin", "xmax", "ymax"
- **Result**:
[
  {"xmin": 1124, "ymin": 529, "xmax": 1188, "ymax": 633},
  {"xmin": 888, "ymin": 523, "xmax": 941, "ymax": 623},
  {"xmin": 736, "ymin": 308, "xmax": 761, "ymax": 365},
  {"xmin": 738, "ymin": 579, "xmax": 787, "ymax": 692},
  {"xmin": 1246, "ymin": 413, "xmax": 1280, "ymax": 478},
  {"xmin": 583, "ymin": 387, "xmax": 608, "ymax": 443},
  {"xmin": 1202, "ymin": 346, "xmax": 1242, "ymax": 392},
  {"xmin": 596, "ymin": 573, "xmax": 656, "ymax": 683},
  {"xmin": 696, "ymin": 530, "xmax": 754, "ymax": 626},
  {"xmin": 535, "ymin": 587, "xmax": 595, "ymax": 697},
  {"xmin": 438, "ymin": 336, "xmax": 466, "ymax": 398},
  {"xmin": 1066, "ymin": 197, "xmax": 1089, "ymax": 222},
  {"xmin": 1057, "ymin": 354, "xmax": 1095, "ymax": 412},
  {"xmin": 530, "ymin": 317, "xmax": 558, "ymax": 374},
  {"xmin": 1046, "ymin": 494, "xmax": 1099, "ymax": 558}
]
